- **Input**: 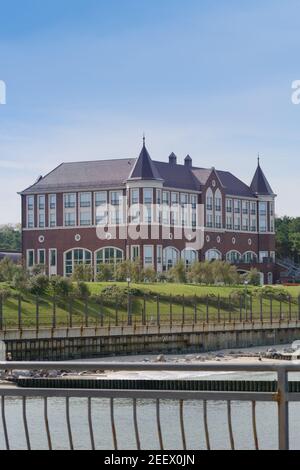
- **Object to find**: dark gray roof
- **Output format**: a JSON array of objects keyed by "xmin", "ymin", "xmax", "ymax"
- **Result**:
[
  {"xmin": 154, "ymin": 161, "xmax": 200, "ymax": 190},
  {"xmin": 250, "ymin": 162, "xmax": 274, "ymax": 195},
  {"xmin": 20, "ymin": 146, "xmax": 273, "ymax": 198},
  {"xmin": 21, "ymin": 159, "xmax": 136, "ymax": 194},
  {"xmin": 0, "ymin": 252, "xmax": 22, "ymax": 263},
  {"xmin": 128, "ymin": 145, "xmax": 162, "ymax": 181}
]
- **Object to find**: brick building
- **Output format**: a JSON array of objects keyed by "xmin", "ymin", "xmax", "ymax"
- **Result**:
[{"xmin": 20, "ymin": 142, "xmax": 278, "ymax": 283}]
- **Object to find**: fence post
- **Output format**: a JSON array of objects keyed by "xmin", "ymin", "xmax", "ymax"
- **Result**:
[
  {"xmin": 218, "ymin": 295, "xmax": 221, "ymax": 323},
  {"xmin": 157, "ymin": 295, "xmax": 160, "ymax": 327},
  {"xmin": 0, "ymin": 297, "xmax": 3, "ymax": 331},
  {"xmin": 182, "ymin": 295, "xmax": 185, "ymax": 325},
  {"xmin": 288, "ymin": 296, "xmax": 292, "ymax": 322},
  {"xmin": 100, "ymin": 296, "xmax": 104, "ymax": 327},
  {"xmin": 194, "ymin": 296, "xmax": 197, "ymax": 324},
  {"xmin": 143, "ymin": 295, "xmax": 147, "ymax": 326},
  {"xmin": 279, "ymin": 299, "xmax": 283, "ymax": 322},
  {"xmin": 298, "ymin": 295, "xmax": 300, "ymax": 321},
  {"xmin": 239, "ymin": 296, "xmax": 243, "ymax": 323},
  {"xmin": 170, "ymin": 295, "xmax": 173, "ymax": 327},
  {"xmin": 270, "ymin": 296, "xmax": 273, "ymax": 324},
  {"xmin": 206, "ymin": 295, "xmax": 209, "ymax": 323},
  {"xmin": 69, "ymin": 298, "xmax": 73, "ymax": 329},
  {"xmin": 228, "ymin": 296, "xmax": 232, "ymax": 323},
  {"xmin": 18, "ymin": 295, "xmax": 22, "ymax": 330},
  {"xmin": 249, "ymin": 294, "xmax": 253, "ymax": 323},
  {"xmin": 36, "ymin": 296, "xmax": 39, "ymax": 331},
  {"xmin": 52, "ymin": 297, "xmax": 56, "ymax": 329},
  {"xmin": 260, "ymin": 295, "xmax": 263, "ymax": 323},
  {"xmin": 85, "ymin": 297, "xmax": 89, "ymax": 328},
  {"xmin": 128, "ymin": 294, "xmax": 132, "ymax": 326},
  {"xmin": 115, "ymin": 299, "xmax": 119, "ymax": 327},
  {"xmin": 277, "ymin": 368, "xmax": 289, "ymax": 450}
]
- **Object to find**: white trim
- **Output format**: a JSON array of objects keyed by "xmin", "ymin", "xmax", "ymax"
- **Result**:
[
  {"xmin": 26, "ymin": 249, "xmax": 35, "ymax": 269},
  {"xmin": 49, "ymin": 248, "xmax": 57, "ymax": 276}
]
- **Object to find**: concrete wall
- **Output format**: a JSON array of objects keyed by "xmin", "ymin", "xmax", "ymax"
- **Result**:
[{"xmin": 2, "ymin": 321, "xmax": 300, "ymax": 361}]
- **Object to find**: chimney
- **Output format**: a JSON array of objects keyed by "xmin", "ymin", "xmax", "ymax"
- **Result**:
[
  {"xmin": 169, "ymin": 153, "xmax": 177, "ymax": 165},
  {"xmin": 185, "ymin": 155, "xmax": 192, "ymax": 168}
]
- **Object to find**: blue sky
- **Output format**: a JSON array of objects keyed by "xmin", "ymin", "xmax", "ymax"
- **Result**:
[{"xmin": 0, "ymin": 0, "xmax": 300, "ymax": 223}]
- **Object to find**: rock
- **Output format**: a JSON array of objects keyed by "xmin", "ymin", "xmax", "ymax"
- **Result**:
[
  {"xmin": 48, "ymin": 370, "xmax": 58, "ymax": 378},
  {"xmin": 156, "ymin": 355, "xmax": 166, "ymax": 363}
]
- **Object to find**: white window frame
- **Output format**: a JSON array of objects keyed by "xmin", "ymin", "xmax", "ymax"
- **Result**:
[
  {"xmin": 26, "ymin": 195, "xmax": 35, "ymax": 228},
  {"xmin": 64, "ymin": 193, "xmax": 77, "ymax": 227},
  {"xmin": 144, "ymin": 245, "xmax": 154, "ymax": 267},
  {"xmin": 48, "ymin": 194, "xmax": 57, "ymax": 227},
  {"xmin": 26, "ymin": 249, "xmax": 35, "ymax": 269}
]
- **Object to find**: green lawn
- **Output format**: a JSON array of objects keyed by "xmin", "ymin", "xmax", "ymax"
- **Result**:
[{"xmin": 0, "ymin": 282, "xmax": 299, "ymax": 329}]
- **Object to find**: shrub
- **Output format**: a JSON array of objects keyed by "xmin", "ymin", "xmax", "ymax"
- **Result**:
[
  {"xmin": 242, "ymin": 268, "xmax": 261, "ymax": 286},
  {"xmin": 115, "ymin": 260, "xmax": 143, "ymax": 283},
  {"xmin": 28, "ymin": 274, "xmax": 49, "ymax": 296},
  {"xmin": 0, "ymin": 287, "xmax": 10, "ymax": 302},
  {"xmin": 96, "ymin": 264, "xmax": 114, "ymax": 282},
  {"xmin": 167, "ymin": 260, "xmax": 187, "ymax": 284},
  {"xmin": 50, "ymin": 276, "xmax": 74, "ymax": 298},
  {"xmin": 0, "ymin": 257, "xmax": 18, "ymax": 282},
  {"xmin": 142, "ymin": 267, "xmax": 157, "ymax": 283},
  {"xmin": 12, "ymin": 267, "xmax": 29, "ymax": 292},
  {"xmin": 72, "ymin": 264, "xmax": 93, "ymax": 282},
  {"xmin": 74, "ymin": 281, "xmax": 91, "ymax": 300}
]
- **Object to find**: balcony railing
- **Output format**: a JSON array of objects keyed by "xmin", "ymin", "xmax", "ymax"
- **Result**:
[{"xmin": 0, "ymin": 361, "xmax": 297, "ymax": 450}]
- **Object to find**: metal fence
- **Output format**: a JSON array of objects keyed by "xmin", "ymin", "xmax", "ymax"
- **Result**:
[
  {"xmin": 1, "ymin": 293, "xmax": 300, "ymax": 330},
  {"xmin": 0, "ymin": 361, "xmax": 298, "ymax": 450}
]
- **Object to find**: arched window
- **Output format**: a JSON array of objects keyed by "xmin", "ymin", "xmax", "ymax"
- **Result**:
[
  {"xmin": 163, "ymin": 247, "xmax": 179, "ymax": 271},
  {"xmin": 242, "ymin": 252, "xmax": 258, "ymax": 264},
  {"xmin": 205, "ymin": 249, "xmax": 222, "ymax": 262},
  {"xmin": 182, "ymin": 249, "xmax": 198, "ymax": 268},
  {"xmin": 226, "ymin": 251, "xmax": 241, "ymax": 263},
  {"xmin": 206, "ymin": 188, "xmax": 213, "ymax": 211},
  {"xmin": 64, "ymin": 249, "xmax": 92, "ymax": 277},
  {"xmin": 95, "ymin": 247, "xmax": 123, "ymax": 273}
]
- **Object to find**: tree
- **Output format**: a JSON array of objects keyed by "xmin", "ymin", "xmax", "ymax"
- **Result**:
[
  {"xmin": 0, "ymin": 224, "xmax": 21, "ymax": 251},
  {"xmin": 167, "ymin": 260, "xmax": 187, "ymax": 283}
]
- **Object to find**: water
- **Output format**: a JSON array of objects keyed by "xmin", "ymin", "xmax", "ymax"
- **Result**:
[{"xmin": 1, "ymin": 344, "xmax": 300, "ymax": 450}]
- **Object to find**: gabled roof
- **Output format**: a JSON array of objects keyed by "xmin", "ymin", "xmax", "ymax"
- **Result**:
[
  {"xmin": 20, "ymin": 159, "xmax": 136, "ymax": 194},
  {"xmin": 19, "ymin": 144, "xmax": 274, "ymax": 199},
  {"xmin": 128, "ymin": 144, "xmax": 162, "ymax": 181},
  {"xmin": 250, "ymin": 160, "xmax": 274, "ymax": 196}
]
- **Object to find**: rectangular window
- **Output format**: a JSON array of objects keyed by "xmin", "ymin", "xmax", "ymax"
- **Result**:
[
  {"xmin": 143, "ymin": 188, "xmax": 153, "ymax": 204},
  {"xmin": 226, "ymin": 216, "xmax": 233, "ymax": 230},
  {"xmin": 38, "ymin": 249, "xmax": 45, "ymax": 265},
  {"xmin": 163, "ymin": 191, "xmax": 170, "ymax": 205},
  {"xmin": 242, "ymin": 200, "xmax": 249, "ymax": 215},
  {"xmin": 80, "ymin": 211, "xmax": 91, "ymax": 226},
  {"xmin": 111, "ymin": 191, "xmax": 122, "ymax": 206},
  {"xmin": 27, "ymin": 213, "xmax": 34, "ymax": 229},
  {"xmin": 131, "ymin": 189, "xmax": 139, "ymax": 205},
  {"xmin": 27, "ymin": 250, "xmax": 34, "ymax": 268},
  {"xmin": 234, "ymin": 200, "xmax": 241, "ymax": 214},
  {"xmin": 215, "ymin": 197, "xmax": 222, "ymax": 212},
  {"xmin": 27, "ymin": 195, "xmax": 35, "ymax": 228},
  {"xmin": 95, "ymin": 192, "xmax": 107, "ymax": 207},
  {"xmin": 251, "ymin": 218, "xmax": 257, "ymax": 232},
  {"xmin": 131, "ymin": 246, "xmax": 140, "ymax": 261},
  {"xmin": 48, "ymin": 194, "xmax": 57, "ymax": 227},
  {"xmin": 251, "ymin": 202, "xmax": 257, "ymax": 215},
  {"xmin": 49, "ymin": 212, "xmax": 56, "ymax": 228},
  {"xmin": 38, "ymin": 195, "xmax": 45, "ymax": 211},
  {"xmin": 242, "ymin": 217, "xmax": 249, "ymax": 231},
  {"xmin": 39, "ymin": 213, "xmax": 45, "ymax": 228},
  {"xmin": 144, "ymin": 246, "xmax": 154, "ymax": 266},
  {"xmin": 64, "ymin": 193, "xmax": 76, "ymax": 209},
  {"xmin": 259, "ymin": 218, "xmax": 267, "ymax": 233},
  {"xmin": 259, "ymin": 202, "xmax": 267, "ymax": 216},
  {"xmin": 50, "ymin": 249, "xmax": 56, "ymax": 267},
  {"xmin": 206, "ymin": 214, "xmax": 213, "ymax": 228},
  {"xmin": 215, "ymin": 215, "xmax": 222, "ymax": 229},
  {"xmin": 259, "ymin": 251, "xmax": 269, "ymax": 263},
  {"xmin": 49, "ymin": 194, "xmax": 56, "ymax": 210},
  {"xmin": 191, "ymin": 194, "xmax": 197, "ymax": 210},
  {"xmin": 80, "ymin": 192, "xmax": 91, "ymax": 208},
  {"xmin": 226, "ymin": 199, "xmax": 232, "ymax": 213},
  {"xmin": 65, "ymin": 212, "xmax": 76, "ymax": 227},
  {"xmin": 234, "ymin": 217, "xmax": 241, "ymax": 231},
  {"xmin": 206, "ymin": 197, "xmax": 213, "ymax": 211}
]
